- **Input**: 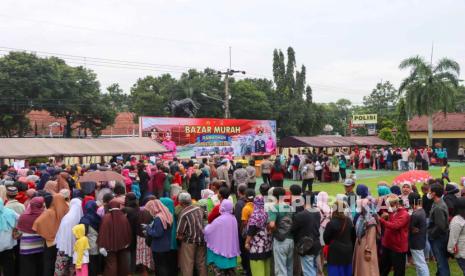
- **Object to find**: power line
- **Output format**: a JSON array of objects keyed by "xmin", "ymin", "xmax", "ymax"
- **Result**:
[{"xmin": 0, "ymin": 46, "xmax": 380, "ymax": 97}]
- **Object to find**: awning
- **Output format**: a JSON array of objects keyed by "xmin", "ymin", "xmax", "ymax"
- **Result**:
[
  {"xmin": 0, "ymin": 137, "xmax": 167, "ymax": 159},
  {"xmin": 278, "ymin": 136, "xmax": 391, "ymax": 148}
]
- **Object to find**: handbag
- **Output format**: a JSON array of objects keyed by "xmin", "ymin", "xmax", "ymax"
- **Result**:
[
  {"xmin": 323, "ymin": 218, "xmax": 347, "ymax": 259},
  {"xmin": 297, "ymin": 234, "xmax": 314, "ymax": 256}
]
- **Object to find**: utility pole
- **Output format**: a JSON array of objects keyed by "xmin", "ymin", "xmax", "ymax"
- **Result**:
[{"xmin": 217, "ymin": 69, "xmax": 245, "ymax": 118}]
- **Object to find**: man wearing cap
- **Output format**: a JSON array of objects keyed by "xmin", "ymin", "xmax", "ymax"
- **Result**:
[
  {"xmin": 343, "ymin": 179, "xmax": 357, "ymax": 210},
  {"xmin": 5, "ymin": 185, "xmax": 25, "ymax": 215},
  {"xmin": 217, "ymin": 159, "xmax": 230, "ymax": 188}
]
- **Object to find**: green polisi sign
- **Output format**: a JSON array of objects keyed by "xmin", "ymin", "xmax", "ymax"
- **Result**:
[{"xmin": 352, "ymin": 114, "xmax": 377, "ymax": 125}]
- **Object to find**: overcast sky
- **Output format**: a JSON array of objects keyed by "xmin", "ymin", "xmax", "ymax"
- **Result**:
[{"xmin": 1, "ymin": 0, "xmax": 464, "ymax": 103}]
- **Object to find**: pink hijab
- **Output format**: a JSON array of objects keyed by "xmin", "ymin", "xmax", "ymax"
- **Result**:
[
  {"xmin": 145, "ymin": 199, "xmax": 173, "ymax": 229},
  {"xmin": 121, "ymin": 169, "xmax": 132, "ymax": 186}
]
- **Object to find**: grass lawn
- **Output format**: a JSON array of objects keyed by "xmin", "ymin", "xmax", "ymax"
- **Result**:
[{"xmin": 278, "ymin": 162, "xmax": 465, "ymax": 197}]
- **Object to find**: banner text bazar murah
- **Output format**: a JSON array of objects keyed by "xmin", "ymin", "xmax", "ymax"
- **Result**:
[{"xmin": 139, "ymin": 117, "xmax": 277, "ymax": 159}]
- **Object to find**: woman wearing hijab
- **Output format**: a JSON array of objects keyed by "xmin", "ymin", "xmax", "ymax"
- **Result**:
[
  {"xmin": 188, "ymin": 164, "xmax": 202, "ymax": 200},
  {"xmin": 122, "ymin": 192, "xmax": 139, "ymax": 274},
  {"xmin": 57, "ymin": 172, "xmax": 71, "ymax": 191},
  {"xmin": 79, "ymin": 200, "xmax": 101, "ymax": 276},
  {"xmin": 54, "ymin": 198, "xmax": 84, "ymax": 276},
  {"xmin": 17, "ymin": 196, "xmax": 45, "ymax": 276},
  {"xmin": 32, "ymin": 194, "xmax": 69, "ymax": 276},
  {"xmin": 23, "ymin": 188, "xmax": 36, "ymax": 208},
  {"xmin": 204, "ymin": 199, "xmax": 240, "ymax": 275},
  {"xmin": 245, "ymin": 196, "xmax": 273, "ymax": 276},
  {"xmin": 323, "ymin": 200, "xmax": 355, "ymax": 276},
  {"xmin": 44, "ymin": 180, "xmax": 59, "ymax": 194},
  {"xmin": 0, "ymin": 198, "xmax": 19, "ymax": 276},
  {"xmin": 353, "ymin": 198, "xmax": 379, "ymax": 276},
  {"xmin": 122, "ymin": 168, "xmax": 133, "ymax": 193},
  {"xmin": 145, "ymin": 199, "xmax": 173, "ymax": 276},
  {"xmin": 136, "ymin": 198, "xmax": 155, "ymax": 276},
  {"xmin": 316, "ymin": 191, "xmax": 331, "ymax": 274},
  {"xmin": 98, "ymin": 199, "xmax": 132, "ymax": 276},
  {"xmin": 160, "ymin": 197, "xmax": 178, "ymax": 274}
]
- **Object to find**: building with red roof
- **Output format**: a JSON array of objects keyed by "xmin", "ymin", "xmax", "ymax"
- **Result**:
[
  {"xmin": 26, "ymin": 111, "xmax": 139, "ymax": 138},
  {"xmin": 408, "ymin": 112, "xmax": 465, "ymax": 158}
]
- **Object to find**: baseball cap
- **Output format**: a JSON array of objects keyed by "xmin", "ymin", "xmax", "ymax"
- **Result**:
[{"xmin": 343, "ymin": 179, "xmax": 355, "ymax": 187}]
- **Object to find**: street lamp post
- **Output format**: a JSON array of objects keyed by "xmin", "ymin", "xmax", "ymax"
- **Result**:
[{"xmin": 217, "ymin": 69, "xmax": 245, "ymax": 118}]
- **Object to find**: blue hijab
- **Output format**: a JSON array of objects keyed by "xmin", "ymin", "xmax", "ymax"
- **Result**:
[
  {"xmin": 79, "ymin": 200, "xmax": 101, "ymax": 231},
  {"xmin": 160, "ymin": 197, "xmax": 177, "ymax": 250},
  {"xmin": 0, "ymin": 198, "xmax": 17, "ymax": 231}
]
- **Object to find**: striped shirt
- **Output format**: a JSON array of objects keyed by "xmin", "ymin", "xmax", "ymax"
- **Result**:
[
  {"xmin": 20, "ymin": 233, "xmax": 44, "ymax": 255},
  {"xmin": 177, "ymin": 205, "xmax": 205, "ymax": 245}
]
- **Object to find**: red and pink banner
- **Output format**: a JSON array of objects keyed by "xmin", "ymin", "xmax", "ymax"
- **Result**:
[{"xmin": 139, "ymin": 117, "xmax": 277, "ymax": 159}]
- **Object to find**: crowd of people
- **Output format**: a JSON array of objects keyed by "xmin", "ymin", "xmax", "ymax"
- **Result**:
[
  {"xmin": 281, "ymin": 146, "xmax": 460, "ymax": 187},
  {"xmin": 0, "ymin": 153, "xmax": 464, "ymax": 276}
]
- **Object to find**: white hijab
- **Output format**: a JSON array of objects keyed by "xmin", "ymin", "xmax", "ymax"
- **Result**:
[{"xmin": 55, "ymin": 198, "xmax": 83, "ymax": 257}]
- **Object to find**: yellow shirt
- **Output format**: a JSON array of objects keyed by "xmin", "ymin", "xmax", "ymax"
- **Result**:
[{"xmin": 241, "ymin": 202, "xmax": 254, "ymax": 222}]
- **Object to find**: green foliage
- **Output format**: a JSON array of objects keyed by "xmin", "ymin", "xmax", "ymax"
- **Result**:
[
  {"xmin": 363, "ymin": 81, "xmax": 398, "ymax": 118},
  {"xmin": 378, "ymin": 127, "xmax": 395, "ymax": 144},
  {"xmin": 271, "ymin": 47, "xmax": 314, "ymax": 137},
  {"xmin": 399, "ymin": 55, "xmax": 460, "ymax": 145},
  {"xmin": 106, "ymin": 83, "xmax": 129, "ymax": 111},
  {"xmin": 0, "ymin": 52, "xmax": 116, "ymax": 137},
  {"xmin": 230, "ymin": 80, "xmax": 272, "ymax": 119},
  {"xmin": 394, "ymin": 98, "xmax": 410, "ymax": 147}
]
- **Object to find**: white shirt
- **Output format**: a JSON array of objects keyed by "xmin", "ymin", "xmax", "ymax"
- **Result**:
[
  {"xmin": 401, "ymin": 151, "xmax": 409, "ymax": 162},
  {"xmin": 315, "ymin": 161, "xmax": 322, "ymax": 171},
  {"xmin": 73, "ymin": 249, "xmax": 89, "ymax": 265}
]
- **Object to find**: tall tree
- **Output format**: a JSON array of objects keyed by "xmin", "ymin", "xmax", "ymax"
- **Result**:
[
  {"xmin": 271, "ymin": 47, "xmax": 311, "ymax": 137},
  {"xmin": 363, "ymin": 81, "xmax": 398, "ymax": 118},
  {"xmin": 395, "ymin": 98, "xmax": 410, "ymax": 147},
  {"xmin": 129, "ymin": 74, "xmax": 175, "ymax": 120},
  {"xmin": 46, "ymin": 64, "xmax": 116, "ymax": 137},
  {"xmin": 229, "ymin": 79, "xmax": 272, "ymax": 119},
  {"xmin": 0, "ymin": 52, "xmax": 52, "ymax": 136},
  {"xmin": 106, "ymin": 83, "xmax": 129, "ymax": 111},
  {"xmin": 399, "ymin": 55, "xmax": 460, "ymax": 146}
]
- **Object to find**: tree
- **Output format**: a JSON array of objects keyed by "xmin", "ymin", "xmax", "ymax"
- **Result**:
[
  {"xmin": 454, "ymin": 86, "xmax": 465, "ymax": 112},
  {"xmin": 378, "ymin": 127, "xmax": 395, "ymax": 144},
  {"xmin": 363, "ymin": 81, "xmax": 398, "ymax": 118},
  {"xmin": 395, "ymin": 98, "xmax": 410, "ymax": 147},
  {"xmin": 229, "ymin": 80, "xmax": 272, "ymax": 119},
  {"xmin": 271, "ymin": 47, "xmax": 310, "ymax": 137},
  {"xmin": 129, "ymin": 74, "xmax": 175, "ymax": 120},
  {"xmin": 0, "ymin": 52, "xmax": 52, "ymax": 136},
  {"xmin": 399, "ymin": 55, "xmax": 460, "ymax": 146},
  {"xmin": 178, "ymin": 68, "xmax": 224, "ymax": 118},
  {"xmin": 106, "ymin": 83, "xmax": 129, "ymax": 111}
]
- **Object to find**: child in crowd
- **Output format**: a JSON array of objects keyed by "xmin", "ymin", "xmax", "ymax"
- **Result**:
[{"xmin": 73, "ymin": 224, "xmax": 90, "ymax": 276}]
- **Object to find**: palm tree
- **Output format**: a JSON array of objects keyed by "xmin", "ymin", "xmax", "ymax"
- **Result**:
[{"xmin": 399, "ymin": 55, "xmax": 460, "ymax": 146}]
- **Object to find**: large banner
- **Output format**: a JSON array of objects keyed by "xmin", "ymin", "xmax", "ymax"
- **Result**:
[{"xmin": 139, "ymin": 117, "xmax": 277, "ymax": 159}]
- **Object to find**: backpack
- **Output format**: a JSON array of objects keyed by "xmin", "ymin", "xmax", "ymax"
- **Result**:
[{"xmin": 274, "ymin": 214, "xmax": 293, "ymax": 241}]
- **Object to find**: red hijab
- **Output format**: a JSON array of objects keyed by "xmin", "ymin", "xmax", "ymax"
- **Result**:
[{"xmin": 17, "ymin": 196, "xmax": 45, "ymax": 233}]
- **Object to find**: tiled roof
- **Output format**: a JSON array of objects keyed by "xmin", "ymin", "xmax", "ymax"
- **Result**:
[
  {"xmin": 407, "ymin": 113, "xmax": 465, "ymax": 132},
  {"xmin": 278, "ymin": 136, "xmax": 391, "ymax": 148},
  {"xmin": 26, "ymin": 111, "xmax": 139, "ymax": 137}
]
